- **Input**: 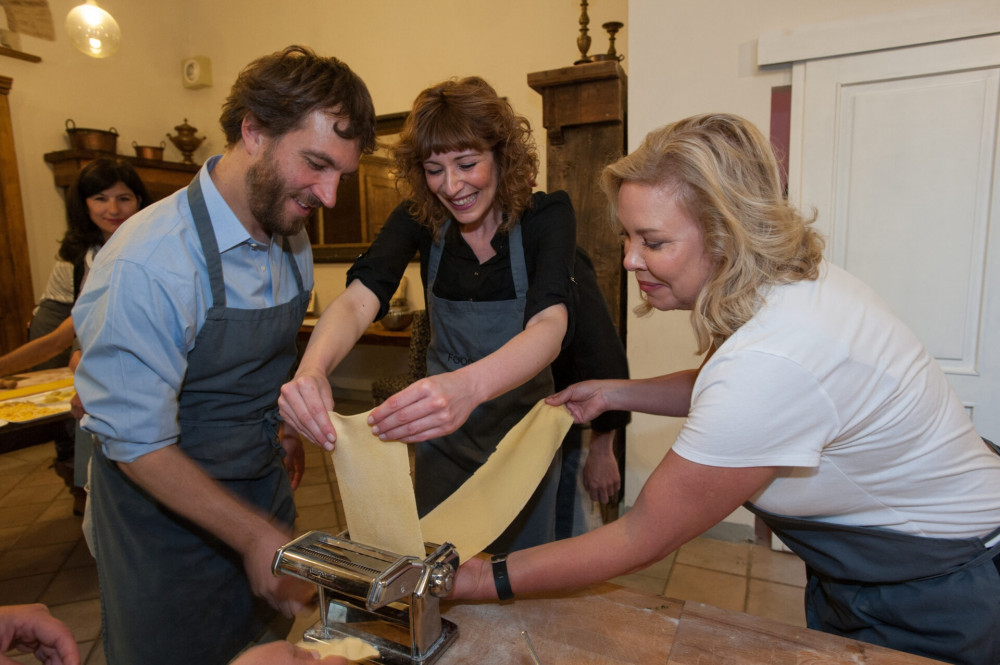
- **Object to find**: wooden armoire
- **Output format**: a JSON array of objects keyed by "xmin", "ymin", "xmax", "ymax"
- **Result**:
[{"xmin": 528, "ymin": 60, "xmax": 628, "ymax": 339}]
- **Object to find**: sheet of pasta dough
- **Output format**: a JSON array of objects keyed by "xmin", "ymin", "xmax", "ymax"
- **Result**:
[
  {"xmin": 297, "ymin": 636, "xmax": 379, "ymax": 661},
  {"xmin": 329, "ymin": 399, "xmax": 573, "ymax": 562},
  {"xmin": 329, "ymin": 411, "xmax": 425, "ymax": 557}
]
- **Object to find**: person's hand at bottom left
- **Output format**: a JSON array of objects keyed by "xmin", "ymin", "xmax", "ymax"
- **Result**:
[
  {"xmin": 232, "ymin": 640, "xmax": 346, "ymax": 664},
  {"xmin": 0, "ymin": 603, "xmax": 80, "ymax": 665}
]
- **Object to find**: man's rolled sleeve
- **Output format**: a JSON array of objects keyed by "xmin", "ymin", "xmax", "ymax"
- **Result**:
[{"xmin": 75, "ymin": 257, "xmax": 199, "ymax": 462}]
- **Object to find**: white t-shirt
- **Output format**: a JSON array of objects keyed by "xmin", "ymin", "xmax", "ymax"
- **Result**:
[
  {"xmin": 36, "ymin": 247, "xmax": 99, "ymax": 305},
  {"xmin": 672, "ymin": 262, "xmax": 1000, "ymax": 539}
]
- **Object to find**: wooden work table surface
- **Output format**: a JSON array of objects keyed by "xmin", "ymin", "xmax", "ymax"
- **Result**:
[
  {"xmin": 436, "ymin": 583, "xmax": 943, "ymax": 664},
  {"xmin": 299, "ymin": 317, "xmax": 411, "ymax": 348}
]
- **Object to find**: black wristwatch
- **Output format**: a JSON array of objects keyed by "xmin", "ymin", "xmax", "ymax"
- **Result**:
[{"xmin": 490, "ymin": 553, "xmax": 514, "ymax": 601}]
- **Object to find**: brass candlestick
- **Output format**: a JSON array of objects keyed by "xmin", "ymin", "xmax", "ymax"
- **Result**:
[
  {"xmin": 591, "ymin": 20, "xmax": 625, "ymax": 62},
  {"xmin": 603, "ymin": 21, "xmax": 623, "ymax": 60},
  {"xmin": 574, "ymin": 0, "xmax": 592, "ymax": 65}
]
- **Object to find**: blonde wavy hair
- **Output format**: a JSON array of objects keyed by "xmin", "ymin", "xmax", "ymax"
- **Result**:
[
  {"xmin": 601, "ymin": 113, "xmax": 825, "ymax": 354},
  {"xmin": 392, "ymin": 76, "xmax": 539, "ymax": 239}
]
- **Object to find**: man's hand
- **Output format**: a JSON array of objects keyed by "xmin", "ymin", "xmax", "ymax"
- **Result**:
[
  {"xmin": 69, "ymin": 350, "xmax": 82, "ymax": 373},
  {"xmin": 0, "ymin": 603, "xmax": 80, "ymax": 665},
  {"xmin": 69, "ymin": 393, "xmax": 85, "ymax": 421},
  {"xmin": 279, "ymin": 371, "xmax": 337, "ymax": 450},
  {"xmin": 243, "ymin": 526, "xmax": 316, "ymax": 618}
]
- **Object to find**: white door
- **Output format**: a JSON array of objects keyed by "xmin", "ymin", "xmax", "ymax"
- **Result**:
[{"xmin": 787, "ymin": 33, "xmax": 1000, "ymax": 442}]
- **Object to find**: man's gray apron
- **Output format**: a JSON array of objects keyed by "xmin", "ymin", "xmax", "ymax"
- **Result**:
[
  {"xmin": 414, "ymin": 221, "xmax": 560, "ymax": 553},
  {"xmin": 91, "ymin": 175, "xmax": 309, "ymax": 665},
  {"xmin": 745, "ymin": 439, "xmax": 1000, "ymax": 665}
]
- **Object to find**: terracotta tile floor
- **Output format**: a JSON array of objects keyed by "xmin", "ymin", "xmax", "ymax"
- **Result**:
[{"xmin": 2, "ymin": 404, "xmax": 806, "ymax": 663}]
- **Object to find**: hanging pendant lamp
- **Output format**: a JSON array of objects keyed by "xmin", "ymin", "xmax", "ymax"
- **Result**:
[{"xmin": 65, "ymin": 0, "xmax": 121, "ymax": 58}]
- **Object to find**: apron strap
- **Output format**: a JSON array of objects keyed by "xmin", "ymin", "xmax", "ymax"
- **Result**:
[
  {"xmin": 508, "ymin": 224, "xmax": 527, "ymax": 298},
  {"xmin": 427, "ymin": 220, "xmax": 447, "ymax": 287},
  {"xmin": 186, "ymin": 174, "xmax": 227, "ymax": 308}
]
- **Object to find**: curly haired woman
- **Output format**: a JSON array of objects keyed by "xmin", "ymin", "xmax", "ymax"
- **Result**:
[{"xmin": 281, "ymin": 77, "xmax": 577, "ymax": 550}]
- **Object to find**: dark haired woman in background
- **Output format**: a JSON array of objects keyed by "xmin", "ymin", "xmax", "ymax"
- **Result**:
[
  {"xmin": 0, "ymin": 158, "xmax": 148, "ymax": 509},
  {"xmin": 0, "ymin": 158, "xmax": 149, "ymax": 376}
]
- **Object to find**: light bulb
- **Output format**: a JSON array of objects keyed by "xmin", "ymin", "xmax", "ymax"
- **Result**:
[{"xmin": 65, "ymin": 1, "xmax": 121, "ymax": 58}]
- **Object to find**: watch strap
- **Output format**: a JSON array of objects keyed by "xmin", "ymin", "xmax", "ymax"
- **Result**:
[{"xmin": 490, "ymin": 553, "xmax": 514, "ymax": 601}]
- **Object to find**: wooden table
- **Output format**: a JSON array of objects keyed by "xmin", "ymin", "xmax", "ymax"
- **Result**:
[
  {"xmin": 0, "ymin": 367, "xmax": 75, "ymax": 454},
  {"xmin": 436, "ymin": 583, "xmax": 943, "ymax": 664}
]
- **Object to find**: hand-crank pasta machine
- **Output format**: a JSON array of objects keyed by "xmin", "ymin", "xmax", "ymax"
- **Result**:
[{"xmin": 272, "ymin": 531, "xmax": 459, "ymax": 664}]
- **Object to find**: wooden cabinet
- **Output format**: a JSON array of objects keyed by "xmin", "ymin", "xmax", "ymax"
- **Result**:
[
  {"xmin": 44, "ymin": 149, "xmax": 198, "ymax": 203},
  {"xmin": 309, "ymin": 111, "xmax": 408, "ymax": 263},
  {"xmin": 308, "ymin": 153, "xmax": 405, "ymax": 262},
  {"xmin": 528, "ymin": 60, "xmax": 628, "ymax": 335}
]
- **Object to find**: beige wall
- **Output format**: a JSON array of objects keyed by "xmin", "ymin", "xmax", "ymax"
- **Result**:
[
  {"xmin": 3, "ymin": 1, "xmax": 190, "ymax": 302},
  {"xmin": 6, "ymin": 0, "xmax": 627, "ymax": 308},
  {"xmin": 624, "ymin": 0, "xmax": 958, "ymax": 524}
]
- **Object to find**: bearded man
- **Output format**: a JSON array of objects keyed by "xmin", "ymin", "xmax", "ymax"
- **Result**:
[{"xmin": 72, "ymin": 46, "xmax": 376, "ymax": 665}]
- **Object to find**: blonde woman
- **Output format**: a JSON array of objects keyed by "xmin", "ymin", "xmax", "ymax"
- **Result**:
[{"xmin": 450, "ymin": 113, "xmax": 1000, "ymax": 665}]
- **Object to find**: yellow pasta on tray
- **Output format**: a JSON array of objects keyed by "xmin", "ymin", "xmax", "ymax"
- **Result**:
[{"xmin": 0, "ymin": 401, "xmax": 63, "ymax": 422}]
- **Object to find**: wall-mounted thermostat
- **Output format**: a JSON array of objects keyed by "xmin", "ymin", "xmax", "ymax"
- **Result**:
[{"xmin": 182, "ymin": 56, "xmax": 212, "ymax": 89}]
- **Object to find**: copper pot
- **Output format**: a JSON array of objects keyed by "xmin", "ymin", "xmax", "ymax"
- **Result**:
[
  {"xmin": 132, "ymin": 140, "xmax": 165, "ymax": 161},
  {"xmin": 65, "ymin": 118, "xmax": 118, "ymax": 153}
]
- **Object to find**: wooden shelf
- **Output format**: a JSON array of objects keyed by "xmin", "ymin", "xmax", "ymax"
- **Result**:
[
  {"xmin": 44, "ymin": 149, "xmax": 199, "ymax": 203},
  {"xmin": 0, "ymin": 46, "xmax": 40, "ymax": 63}
]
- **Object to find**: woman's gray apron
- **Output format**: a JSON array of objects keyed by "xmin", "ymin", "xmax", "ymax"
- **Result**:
[
  {"xmin": 745, "ymin": 442, "xmax": 1000, "ymax": 665},
  {"xmin": 414, "ymin": 221, "xmax": 560, "ymax": 553},
  {"xmin": 91, "ymin": 175, "xmax": 310, "ymax": 665}
]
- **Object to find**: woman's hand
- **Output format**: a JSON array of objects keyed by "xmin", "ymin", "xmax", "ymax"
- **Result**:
[
  {"xmin": 279, "ymin": 370, "xmax": 337, "ymax": 451},
  {"xmin": 449, "ymin": 556, "xmax": 496, "ymax": 601},
  {"xmin": 278, "ymin": 424, "xmax": 305, "ymax": 490},
  {"xmin": 545, "ymin": 380, "xmax": 614, "ymax": 424},
  {"xmin": 232, "ymin": 640, "xmax": 346, "ymax": 665},
  {"xmin": 368, "ymin": 372, "xmax": 479, "ymax": 443}
]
